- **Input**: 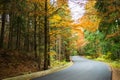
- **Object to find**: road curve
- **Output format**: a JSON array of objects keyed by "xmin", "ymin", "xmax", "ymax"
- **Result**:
[{"xmin": 32, "ymin": 56, "xmax": 112, "ymax": 80}]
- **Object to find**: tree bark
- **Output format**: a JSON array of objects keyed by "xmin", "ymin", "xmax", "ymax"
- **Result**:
[
  {"xmin": 16, "ymin": 17, "xmax": 21, "ymax": 50},
  {"xmin": 34, "ymin": 16, "xmax": 37, "ymax": 58},
  {"xmin": 34, "ymin": 3, "xmax": 38, "ymax": 58},
  {"xmin": 26, "ymin": 18, "xmax": 30, "ymax": 51},
  {"xmin": 44, "ymin": 0, "xmax": 49, "ymax": 70},
  {"xmin": 0, "ymin": 12, "xmax": 6, "ymax": 48}
]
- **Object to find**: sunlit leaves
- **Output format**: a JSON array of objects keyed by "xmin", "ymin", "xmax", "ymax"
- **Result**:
[{"xmin": 50, "ymin": 14, "xmax": 61, "ymax": 22}]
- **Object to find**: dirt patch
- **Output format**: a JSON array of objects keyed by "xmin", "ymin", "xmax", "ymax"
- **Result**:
[
  {"xmin": 112, "ymin": 68, "xmax": 120, "ymax": 80},
  {"xmin": 0, "ymin": 49, "xmax": 39, "ymax": 80}
]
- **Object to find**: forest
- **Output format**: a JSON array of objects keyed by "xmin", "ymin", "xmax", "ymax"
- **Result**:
[{"xmin": 0, "ymin": 0, "xmax": 120, "ymax": 79}]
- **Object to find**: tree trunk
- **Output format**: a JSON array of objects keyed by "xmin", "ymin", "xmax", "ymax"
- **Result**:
[
  {"xmin": 65, "ymin": 52, "xmax": 70, "ymax": 62},
  {"xmin": 44, "ymin": 0, "xmax": 49, "ymax": 70},
  {"xmin": 8, "ymin": 14, "xmax": 13, "ymax": 49},
  {"xmin": 25, "ymin": 18, "xmax": 30, "ymax": 51},
  {"xmin": 47, "ymin": 20, "xmax": 50, "ymax": 66},
  {"xmin": 34, "ymin": 3, "xmax": 38, "ymax": 58},
  {"xmin": 0, "ymin": 12, "xmax": 6, "ymax": 48},
  {"xmin": 16, "ymin": 18, "xmax": 21, "ymax": 50},
  {"xmin": 58, "ymin": 35, "xmax": 61, "ymax": 61},
  {"xmin": 34, "ymin": 16, "xmax": 37, "ymax": 58},
  {"xmin": 38, "ymin": 32, "xmax": 41, "ymax": 70}
]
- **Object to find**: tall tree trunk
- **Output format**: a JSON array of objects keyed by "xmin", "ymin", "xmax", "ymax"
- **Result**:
[
  {"xmin": 38, "ymin": 24, "xmax": 42, "ymax": 70},
  {"xmin": 25, "ymin": 18, "xmax": 30, "ymax": 51},
  {"xmin": 34, "ymin": 3, "xmax": 38, "ymax": 58},
  {"xmin": 0, "ymin": 12, "xmax": 6, "ymax": 48},
  {"xmin": 65, "ymin": 42, "xmax": 70, "ymax": 62},
  {"xmin": 8, "ymin": 14, "xmax": 13, "ymax": 49},
  {"xmin": 58, "ymin": 35, "xmax": 61, "ymax": 61},
  {"xmin": 16, "ymin": 19, "xmax": 21, "ymax": 50},
  {"xmin": 34, "ymin": 16, "xmax": 37, "ymax": 58},
  {"xmin": 47, "ymin": 20, "xmax": 50, "ymax": 66},
  {"xmin": 44, "ymin": 0, "xmax": 48, "ymax": 70}
]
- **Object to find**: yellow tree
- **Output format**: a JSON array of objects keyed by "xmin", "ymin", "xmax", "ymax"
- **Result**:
[
  {"xmin": 49, "ymin": 0, "xmax": 75, "ymax": 61},
  {"xmin": 73, "ymin": 0, "xmax": 100, "ymax": 32},
  {"xmin": 84, "ymin": 0, "xmax": 100, "ymax": 31}
]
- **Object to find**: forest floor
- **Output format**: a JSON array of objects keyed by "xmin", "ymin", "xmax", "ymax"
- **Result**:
[
  {"xmin": 0, "ymin": 49, "xmax": 67, "ymax": 80},
  {"xmin": 0, "ymin": 49, "xmax": 39, "ymax": 80},
  {"xmin": 86, "ymin": 56, "xmax": 120, "ymax": 80}
]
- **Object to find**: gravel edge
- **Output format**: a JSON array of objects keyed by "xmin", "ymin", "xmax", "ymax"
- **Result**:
[{"xmin": 2, "ymin": 62, "xmax": 73, "ymax": 80}]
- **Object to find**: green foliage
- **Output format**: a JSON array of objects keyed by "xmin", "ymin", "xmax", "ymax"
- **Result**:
[
  {"xmin": 103, "ymin": 36, "xmax": 120, "ymax": 60},
  {"xmin": 83, "ymin": 29, "xmax": 120, "ymax": 60},
  {"xmin": 83, "ymin": 30, "xmax": 104, "ymax": 56},
  {"xmin": 82, "ymin": 0, "xmax": 120, "ymax": 61},
  {"xmin": 103, "ymin": 52, "xmax": 115, "ymax": 60},
  {"xmin": 95, "ymin": 55, "xmax": 120, "ymax": 68},
  {"xmin": 85, "ymin": 56, "xmax": 93, "ymax": 59},
  {"xmin": 71, "ymin": 50, "xmax": 78, "ymax": 56}
]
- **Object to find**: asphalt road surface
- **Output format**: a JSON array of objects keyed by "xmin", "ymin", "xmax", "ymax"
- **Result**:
[{"xmin": 32, "ymin": 56, "xmax": 112, "ymax": 80}]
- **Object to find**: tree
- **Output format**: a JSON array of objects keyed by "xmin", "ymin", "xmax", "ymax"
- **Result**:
[
  {"xmin": 0, "ymin": 0, "xmax": 10, "ymax": 48},
  {"xmin": 95, "ymin": 0, "xmax": 120, "ymax": 60}
]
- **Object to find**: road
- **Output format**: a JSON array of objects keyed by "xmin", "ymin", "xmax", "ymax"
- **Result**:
[{"xmin": 32, "ymin": 56, "xmax": 112, "ymax": 80}]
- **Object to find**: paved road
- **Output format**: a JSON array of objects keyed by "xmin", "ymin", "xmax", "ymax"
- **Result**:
[{"xmin": 32, "ymin": 56, "xmax": 112, "ymax": 80}]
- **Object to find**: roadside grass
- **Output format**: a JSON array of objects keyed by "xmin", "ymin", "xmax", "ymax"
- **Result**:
[
  {"xmin": 50, "ymin": 58, "xmax": 68, "ymax": 68},
  {"xmin": 95, "ymin": 57, "xmax": 120, "ymax": 68},
  {"xmin": 85, "ymin": 56, "xmax": 120, "ymax": 68}
]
